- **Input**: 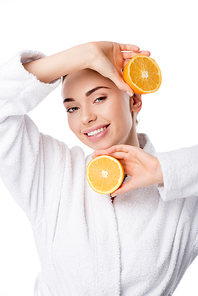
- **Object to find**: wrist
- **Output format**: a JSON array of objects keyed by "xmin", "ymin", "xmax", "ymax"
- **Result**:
[
  {"xmin": 82, "ymin": 42, "xmax": 99, "ymax": 69},
  {"xmin": 61, "ymin": 42, "xmax": 94, "ymax": 74},
  {"xmin": 155, "ymin": 157, "xmax": 164, "ymax": 185}
]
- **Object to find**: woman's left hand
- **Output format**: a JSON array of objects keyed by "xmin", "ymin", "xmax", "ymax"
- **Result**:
[
  {"xmin": 93, "ymin": 144, "xmax": 164, "ymax": 196},
  {"xmin": 87, "ymin": 41, "xmax": 150, "ymax": 94}
]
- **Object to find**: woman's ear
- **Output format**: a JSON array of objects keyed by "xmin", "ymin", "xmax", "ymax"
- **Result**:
[{"xmin": 130, "ymin": 93, "xmax": 142, "ymax": 112}]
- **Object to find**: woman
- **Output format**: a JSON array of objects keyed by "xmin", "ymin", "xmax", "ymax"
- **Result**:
[{"xmin": 0, "ymin": 41, "xmax": 198, "ymax": 296}]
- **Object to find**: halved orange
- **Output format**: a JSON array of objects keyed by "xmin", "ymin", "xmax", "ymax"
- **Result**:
[
  {"xmin": 86, "ymin": 155, "xmax": 124, "ymax": 194},
  {"xmin": 123, "ymin": 55, "xmax": 162, "ymax": 94}
]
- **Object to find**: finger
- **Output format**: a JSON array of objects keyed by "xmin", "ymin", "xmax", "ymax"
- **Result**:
[
  {"xmin": 93, "ymin": 149, "xmax": 109, "ymax": 157},
  {"xmin": 138, "ymin": 50, "xmax": 151, "ymax": 56},
  {"xmin": 94, "ymin": 146, "xmax": 128, "ymax": 158},
  {"xmin": 104, "ymin": 151, "xmax": 127, "ymax": 160},
  {"xmin": 119, "ymin": 44, "xmax": 140, "ymax": 52},
  {"xmin": 122, "ymin": 52, "xmax": 137, "ymax": 59},
  {"xmin": 109, "ymin": 71, "xmax": 134, "ymax": 94},
  {"xmin": 94, "ymin": 148, "xmax": 129, "ymax": 163},
  {"xmin": 123, "ymin": 59, "xmax": 131, "ymax": 67},
  {"xmin": 111, "ymin": 181, "xmax": 135, "ymax": 197},
  {"xmin": 122, "ymin": 51, "xmax": 151, "ymax": 60},
  {"xmin": 122, "ymin": 50, "xmax": 150, "ymax": 59},
  {"xmin": 111, "ymin": 74, "xmax": 134, "ymax": 93},
  {"xmin": 106, "ymin": 144, "xmax": 135, "ymax": 154},
  {"xmin": 93, "ymin": 151, "xmax": 127, "ymax": 167}
]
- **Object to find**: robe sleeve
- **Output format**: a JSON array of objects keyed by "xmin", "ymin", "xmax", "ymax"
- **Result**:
[
  {"xmin": 0, "ymin": 51, "xmax": 65, "ymax": 225},
  {"xmin": 156, "ymin": 145, "xmax": 198, "ymax": 201}
]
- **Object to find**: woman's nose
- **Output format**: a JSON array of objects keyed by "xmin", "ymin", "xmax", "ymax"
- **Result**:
[{"xmin": 81, "ymin": 108, "xmax": 97, "ymax": 124}]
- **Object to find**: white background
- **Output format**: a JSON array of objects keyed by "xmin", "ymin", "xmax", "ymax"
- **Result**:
[{"xmin": 0, "ymin": 0, "xmax": 198, "ymax": 295}]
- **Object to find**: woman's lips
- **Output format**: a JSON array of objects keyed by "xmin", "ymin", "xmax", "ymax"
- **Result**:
[
  {"xmin": 84, "ymin": 124, "xmax": 110, "ymax": 142},
  {"xmin": 83, "ymin": 124, "xmax": 110, "ymax": 135}
]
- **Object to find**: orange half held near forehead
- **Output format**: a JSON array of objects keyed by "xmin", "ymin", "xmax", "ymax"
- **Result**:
[
  {"xmin": 86, "ymin": 155, "xmax": 124, "ymax": 195},
  {"xmin": 123, "ymin": 55, "xmax": 162, "ymax": 94}
]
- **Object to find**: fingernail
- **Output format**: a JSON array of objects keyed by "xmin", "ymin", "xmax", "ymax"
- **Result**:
[
  {"xmin": 110, "ymin": 194, "xmax": 116, "ymax": 198},
  {"xmin": 126, "ymin": 91, "xmax": 133, "ymax": 97}
]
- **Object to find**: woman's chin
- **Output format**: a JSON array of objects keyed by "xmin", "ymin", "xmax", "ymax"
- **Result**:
[{"xmin": 88, "ymin": 142, "xmax": 115, "ymax": 151}]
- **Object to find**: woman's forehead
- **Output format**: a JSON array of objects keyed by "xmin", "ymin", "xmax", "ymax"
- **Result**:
[{"xmin": 62, "ymin": 69, "xmax": 115, "ymax": 98}]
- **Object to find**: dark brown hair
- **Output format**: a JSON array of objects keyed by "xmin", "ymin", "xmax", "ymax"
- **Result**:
[{"xmin": 62, "ymin": 75, "xmax": 67, "ymax": 82}]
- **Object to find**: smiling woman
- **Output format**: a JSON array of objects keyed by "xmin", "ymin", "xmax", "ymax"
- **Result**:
[{"xmin": 1, "ymin": 41, "xmax": 198, "ymax": 296}]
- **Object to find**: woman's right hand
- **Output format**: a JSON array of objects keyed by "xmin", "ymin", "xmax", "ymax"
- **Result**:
[
  {"xmin": 86, "ymin": 41, "xmax": 150, "ymax": 94},
  {"xmin": 93, "ymin": 144, "xmax": 164, "ymax": 197}
]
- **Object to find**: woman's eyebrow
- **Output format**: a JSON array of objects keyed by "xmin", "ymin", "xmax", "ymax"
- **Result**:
[
  {"xmin": 63, "ymin": 86, "xmax": 110, "ymax": 104},
  {"xmin": 63, "ymin": 98, "xmax": 74, "ymax": 103},
  {"xmin": 85, "ymin": 86, "xmax": 110, "ymax": 97}
]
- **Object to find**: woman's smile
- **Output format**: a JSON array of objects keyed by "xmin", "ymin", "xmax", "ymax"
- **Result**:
[{"xmin": 83, "ymin": 124, "xmax": 110, "ymax": 142}]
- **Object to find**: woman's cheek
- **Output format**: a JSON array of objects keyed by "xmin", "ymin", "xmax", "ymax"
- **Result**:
[{"xmin": 68, "ymin": 117, "xmax": 77, "ymax": 135}]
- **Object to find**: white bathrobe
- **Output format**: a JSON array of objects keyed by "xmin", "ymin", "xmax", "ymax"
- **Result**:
[{"xmin": 0, "ymin": 51, "xmax": 198, "ymax": 296}]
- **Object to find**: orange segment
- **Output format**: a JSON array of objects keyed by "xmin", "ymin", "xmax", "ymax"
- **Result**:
[
  {"xmin": 123, "ymin": 55, "xmax": 162, "ymax": 94},
  {"xmin": 86, "ymin": 155, "xmax": 124, "ymax": 194}
]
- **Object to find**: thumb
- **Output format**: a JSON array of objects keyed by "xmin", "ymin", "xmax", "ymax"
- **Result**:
[
  {"xmin": 111, "ymin": 181, "xmax": 133, "ymax": 197},
  {"xmin": 109, "ymin": 71, "xmax": 134, "ymax": 95}
]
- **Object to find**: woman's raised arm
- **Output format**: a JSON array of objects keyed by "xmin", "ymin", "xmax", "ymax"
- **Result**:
[{"xmin": 23, "ymin": 41, "xmax": 150, "ymax": 93}]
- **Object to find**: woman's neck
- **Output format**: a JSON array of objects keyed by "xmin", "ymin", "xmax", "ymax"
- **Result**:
[{"xmin": 122, "ymin": 115, "xmax": 140, "ymax": 148}]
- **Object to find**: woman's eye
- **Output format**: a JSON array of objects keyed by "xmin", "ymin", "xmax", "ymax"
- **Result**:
[
  {"xmin": 94, "ymin": 96, "xmax": 107, "ymax": 103},
  {"xmin": 66, "ymin": 107, "xmax": 79, "ymax": 114}
]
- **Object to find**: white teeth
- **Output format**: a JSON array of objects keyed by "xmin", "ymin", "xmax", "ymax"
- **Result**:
[{"xmin": 87, "ymin": 126, "xmax": 107, "ymax": 137}]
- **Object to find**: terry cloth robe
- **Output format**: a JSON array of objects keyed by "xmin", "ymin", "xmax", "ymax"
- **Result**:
[{"xmin": 1, "ymin": 51, "xmax": 198, "ymax": 296}]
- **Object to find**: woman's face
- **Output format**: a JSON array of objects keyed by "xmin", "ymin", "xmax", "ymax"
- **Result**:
[{"xmin": 62, "ymin": 69, "xmax": 139, "ymax": 150}]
